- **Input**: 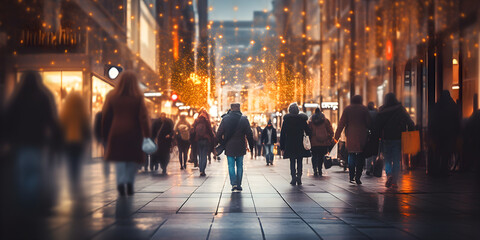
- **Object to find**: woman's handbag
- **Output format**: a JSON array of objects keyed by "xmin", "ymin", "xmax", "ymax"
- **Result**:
[
  {"xmin": 142, "ymin": 138, "xmax": 158, "ymax": 154},
  {"xmin": 303, "ymin": 132, "xmax": 311, "ymax": 151}
]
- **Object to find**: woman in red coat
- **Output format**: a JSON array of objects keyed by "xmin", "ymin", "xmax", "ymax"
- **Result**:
[{"xmin": 102, "ymin": 71, "xmax": 150, "ymax": 196}]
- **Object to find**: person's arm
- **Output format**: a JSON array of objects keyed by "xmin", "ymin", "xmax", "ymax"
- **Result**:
[
  {"xmin": 139, "ymin": 99, "xmax": 151, "ymax": 138},
  {"xmin": 273, "ymin": 128, "xmax": 278, "ymax": 143},
  {"xmin": 334, "ymin": 110, "xmax": 347, "ymax": 140},
  {"xmin": 101, "ymin": 93, "xmax": 114, "ymax": 141},
  {"xmin": 326, "ymin": 119, "xmax": 334, "ymax": 139},
  {"xmin": 244, "ymin": 119, "xmax": 255, "ymax": 150},
  {"xmin": 303, "ymin": 119, "xmax": 312, "ymax": 137},
  {"xmin": 280, "ymin": 120, "xmax": 287, "ymax": 151},
  {"xmin": 216, "ymin": 120, "xmax": 225, "ymax": 144}
]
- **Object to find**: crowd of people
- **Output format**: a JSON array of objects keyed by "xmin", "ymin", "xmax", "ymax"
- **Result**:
[{"xmin": 1, "ymin": 70, "xmax": 480, "ymax": 203}]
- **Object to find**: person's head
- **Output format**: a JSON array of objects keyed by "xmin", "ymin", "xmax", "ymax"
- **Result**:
[
  {"xmin": 314, "ymin": 107, "xmax": 320, "ymax": 115},
  {"xmin": 252, "ymin": 122, "xmax": 256, "ymax": 127},
  {"xmin": 384, "ymin": 93, "xmax": 399, "ymax": 107},
  {"xmin": 439, "ymin": 90, "xmax": 453, "ymax": 102},
  {"xmin": 114, "ymin": 70, "xmax": 142, "ymax": 97},
  {"xmin": 288, "ymin": 102, "xmax": 299, "ymax": 114},
  {"xmin": 230, "ymin": 103, "xmax": 240, "ymax": 112},
  {"xmin": 267, "ymin": 120, "xmax": 272, "ymax": 127},
  {"xmin": 367, "ymin": 102, "xmax": 376, "ymax": 110},
  {"xmin": 180, "ymin": 115, "xmax": 186, "ymax": 121},
  {"xmin": 160, "ymin": 113, "xmax": 166, "ymax": 119},
  {"xmin": 351, "ymin": 95, "xmax": 363, "ymax": 105}
]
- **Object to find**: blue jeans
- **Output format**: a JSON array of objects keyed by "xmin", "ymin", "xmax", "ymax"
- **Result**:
[
  {"xmin": 227, "ymin": 156, "xmax": 244, "ymax": 186},
  {"xmin": 198, "ymin": 139, "xmax": 209, "ymax": 173},
  {"xmin": 383, "ymin": 140, "xmax": 401, "ymax": 183},
  {"xmin": 264, "ymin": 144, "xmax": 274, "ymax": 163},
  {"xmin": 348, "ymin": 153, "xmax": 365, "ymax": 181},
  {"xmin": 115, "ymin": 162, "xmax": 138, "ymax": 185}
]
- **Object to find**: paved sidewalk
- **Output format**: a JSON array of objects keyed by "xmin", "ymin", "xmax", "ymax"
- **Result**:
[{"xmin": 2, "ymin": 154, "xmax": 480, "ymax": 240}]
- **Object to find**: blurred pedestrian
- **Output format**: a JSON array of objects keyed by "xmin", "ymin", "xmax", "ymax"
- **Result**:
[
  {"xmin": 216, "ymin": 103, "xmax": 254, "ymax": 191},
  {"xmin": 334, "ymin": 95, "xmax": 372, "ymax": 185},
  {"xmin": 262, "ymin": 120, "xmax": 277, "ymax": 165},
  {"xmin": 308, "ymin": 108, "xmax": 335, "ymax": 177},
  {"xmin": 280, "ymin": 102, "xmax": 311, "ymax": 185},
  {"xmin": 428, "ymin": 90, "xmax": 461, "ymax": 176},
  {"xmin": 5, "ymin": 71, "xmax": 61, "ymax": 208},
  {"xmin": 151, "ymin": 113, "xmax": 174, "ymax": 174},
  {"xmin": 60, "ymin": 92, "xmax": 90, "ymax": 191},
  {"xmin": 175, "ymin": 115, "xmax": 191, "ymax": 170},
  {"xmin": 94, "ymin": 111, "xmax": 110, "ymax": 178},
  {"xmin": 192, "ymin": 108, "xmax": 214, "ymax": 176},
  {"xmin": 102, "ymin": 70, "xmax": 150, "ymax": 196},
  {"xmin": 365, "ymin": 102, "xmax": 378, "ymax": 175},
  {"xmin": 251, "ymin": 122, "xmax": 261, "ymax": 159},
  {"xmin": 375, "ymin": 93, "xmax": 414, "ymax": 188}
]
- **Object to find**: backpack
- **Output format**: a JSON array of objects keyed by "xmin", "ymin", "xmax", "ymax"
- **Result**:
[
  {"xmin": 195, "ymin": 120, "xmax": 207, "ymax": 139},
  {"xmin": 178, "ymin": 124, "xmax": 190, "ymax": 141}
]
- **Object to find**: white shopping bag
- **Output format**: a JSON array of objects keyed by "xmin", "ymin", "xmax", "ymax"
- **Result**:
[{"xmin": 327, "ymin": 142, "xmax": 338, "ymax": 159}]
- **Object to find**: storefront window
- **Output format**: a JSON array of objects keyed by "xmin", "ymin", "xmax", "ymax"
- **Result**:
[
  {"xmin": 92, "ymin": 75, "xmax": 113, "ymax": 116},
  {"xmin": 17, "ymin": 70, "xmax": 83, "ymax": 111}
]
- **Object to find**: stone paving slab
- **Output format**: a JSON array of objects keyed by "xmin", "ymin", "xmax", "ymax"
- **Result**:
[{"xmin": 2, "ymin": 153, "xmax": 480, "ymax": 240}]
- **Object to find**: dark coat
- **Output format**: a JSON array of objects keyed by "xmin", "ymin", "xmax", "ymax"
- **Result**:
[
  {"xmin": 334, "ymin": 104, "xmax": 372, "ymax": 153},
  {"xmin": 280, "ymin": 113, "xmax": 311, "ymax": 159},
  {"xmin": 5, "ymin": 79, "xmax": 60, "ymax": 148},
  {"xmin": 376, "ymin": 104, "xmax": 414, "ymax": 140},
  {"xmin": 261, "ymin": 126, "xmax": 277, "ymax": 145},
  {"xmin": 192, "ymin": 116, "xmax": 215, "ymax": 149},
  {"xmin": 308, "ymin": 113, "xmax": 334, "ymax": 147},
  {"xmin": 216, "ymin": 110, "xmax": 254, "ymax": 157},
  {"xmin": 102, "ymin": 94, "xmax": 150, "ymax": 164},
  {"xmin": 428, "ymin": 93, "xmax": 461, "ymax": 152},
  {"xmin": 152, "ymin": 117, "xmax": 175, "ymax": 155}
]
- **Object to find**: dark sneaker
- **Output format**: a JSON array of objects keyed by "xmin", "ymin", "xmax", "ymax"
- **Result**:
[
  {"xmin": 200, "ymin": 172, "xmax": 206, "ymax": 177},
  {"xmin": 180, "ymin": 167, "xmax": 184, "ymax": 170},
  {"xmin": 385, "ymin": 176, "xmax": 393, "ymax": 188},
  {"xmin": 297, "ymin": 178, "xmax": 302, "ymax": 185},
  {"xmin": 117, "ymin": 184, "xmax": 126, "ymax": 197},
  {"xmin": 126, "ymin": 183, "xmax": 134, "ymax": 196},
  {"xmin": 236, "ymin": 186, "xmax": 243, "ymax": 191},
  {"xmin": 290, "ymin": 179, "xmax": 296, "ymax": 185},
  {"xmin": 366, "ymin": 171, "xmax": 371, "ymax": 176},
  {"xmin": 231, "ymin": 185, "xmax": 237, "ymax": 191},
  {"xmin": 314, "ymin": 172, "xmax": 318, "ymax": 177},
  {"xmin": 356, "ymin": 179, "xmax": 362, "ymax": 185}
]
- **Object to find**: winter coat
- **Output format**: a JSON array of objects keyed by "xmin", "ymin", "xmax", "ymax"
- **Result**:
[
  {"xmin": 102, "ymin": 93, "xmax": 150, "ymax": 163},
  {"xmin": 261, "ymin": 126, "xmax": 277, "ymax": 145},
  {"xmin": 192, "ymin": 116, "xmax": 215, "ymax": 148},
  {"xmin": 60, "ymin": 93, "xmax": 90, "ymax": 145},
  {"xmin": 375, "ymin": 104, "xmax": 414, "ymax": 140},
  {"xmin": 308, "ymin": 113, "xmax": 335, "ymax": 147},
  {"xmin": 175, "ymin": 119, "xmax": 191, "ymax": 147},
  {"xmin": 216, "ymin": 110, "xmax": 255, "ymax": 157},
  {"xmin": 334, "ymin": 104, "xmax": 372, "ymax": 153},
  {"xmin": 5, "ymin": 79, "xmax": 61, "ymax": 148},
  {"xmin": 152, "ymin": 117, "xmax": 175, "ymax": 155},
  {"xmin": 280, "ymin": 113, "xmax": 312, "ymax": 159}
]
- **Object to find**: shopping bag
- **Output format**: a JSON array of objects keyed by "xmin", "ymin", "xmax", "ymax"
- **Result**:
[
  {"xmin": 324, "ymin": 156, "xmax": 333, "ymax": 169},
  {"xmin": 327, "ymin": 142, "xmax": 338, "ymax": 159},
  {"xmin": 142, "ymin": 138, "xmax": 158, "ymax": 154},
  {"xmin": 303, "ymin": 132, "xmax": 311, "ymax": 150},
  {"xmin": 373, "ymin": 155, "xmax": 384, "ymax": 177},
  {"xmin": 401, "ymin": 130, "xmax": 420, "ymax": 155}
]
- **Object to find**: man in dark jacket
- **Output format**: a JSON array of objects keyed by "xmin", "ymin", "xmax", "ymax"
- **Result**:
[
  {"xmin": 216, "ymin": 103, "xmax": 254, "ymax": 191},
  {"xmin": 376, "ymin": 93, "xmax": 414, "ymax": 188},
  {"xmin": 280, "ymin": 103, "xmax": 312, "ymax": 185},
  {"xmin": 151, "ymin": 113, "xmax": 174, "ymax": 174},
  {"xmin": 334, "ymin": 95, "xmax": 372, "ymax": 185},
  {"xmin": 262, "ymin": 120, "xmax": 277, "ymax": 165}
]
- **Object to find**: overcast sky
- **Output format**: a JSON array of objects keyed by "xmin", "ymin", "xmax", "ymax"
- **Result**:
[{"xmin": 209, "ymin": 0, "xmax": 273, "ymax": 21}]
